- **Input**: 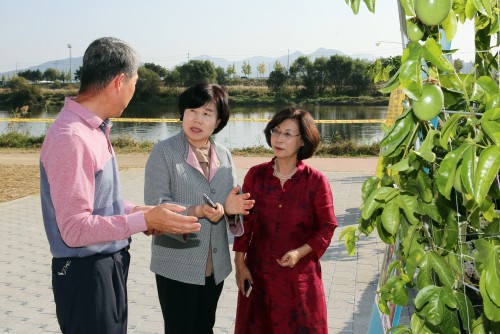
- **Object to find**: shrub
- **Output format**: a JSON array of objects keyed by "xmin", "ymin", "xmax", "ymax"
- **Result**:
[
  {"xmin": 316, "ymin": 140, "xmax": 379, "ymax": 156},
  {"xmin": 110, "ymin": 134, "xmax": 155, "ymax": 153},
  {"xmin": 0, "ymin": 131, "xmax": 45, "ymax": 148},
  {"xmin": 0, "ymin": 130, "xmax": 379, "ymax": 157},
  {"xmin": 231, "ymin": 145, "xmax": 273, "ymax": 156},
  {"xmin": 6, "ymin": 77, "xmax": 43, "ymax": 108}
]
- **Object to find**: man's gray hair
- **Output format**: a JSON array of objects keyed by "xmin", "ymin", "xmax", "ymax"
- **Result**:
[{"xmin": 79, "ymin": 37, "xmax": 139, "ymax": 94}]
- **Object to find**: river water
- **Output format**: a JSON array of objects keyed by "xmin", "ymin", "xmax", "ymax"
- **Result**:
[{"xmin": 1, "ymin": 104, "xmax": 387, "ymax": 149}]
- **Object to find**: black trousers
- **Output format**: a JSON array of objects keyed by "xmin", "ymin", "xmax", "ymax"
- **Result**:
[
  {"xmin": 52, "ymin": 248, "xmax": 130, "ymax": 334},
  {"xmin": 156, "ymin": 274, "xmax": 224, "ymax": 334}
]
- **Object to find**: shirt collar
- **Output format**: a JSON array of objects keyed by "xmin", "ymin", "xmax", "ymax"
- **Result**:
[
  {"xmin": 64, "ymin": 97, "xmax": 112, "ymax": 130},
  {"xmin": 181, "ymin": 131, "xmax": 221, "ymax": 181}
]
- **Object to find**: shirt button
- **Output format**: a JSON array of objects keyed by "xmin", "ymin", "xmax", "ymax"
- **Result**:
[
  {"xmin": 211, "ymin": 189, "xmax": 216, "ymax": 194},
  {"xmin": 213, "ymin": 248, "xmax": 218, "ymax": 253},
  {"xmin": 278, "ymin": 204, "xmax": 282, "ymax": 208}
]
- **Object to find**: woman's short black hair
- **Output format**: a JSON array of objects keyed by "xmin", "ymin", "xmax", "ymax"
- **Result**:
[
  {"xmin": 178, "ymin": 83, "xmax": 230, "ymax": 134},
  {"xmin": 264, "ymin": 108, "xmax": 320, "ymax": 160}
]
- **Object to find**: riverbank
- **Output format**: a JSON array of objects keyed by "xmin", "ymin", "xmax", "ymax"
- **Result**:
[
  {"xmin": 0, "ymin": 131, "xmax": 381, "ymax": 156},
  {"xmin": 0, "ymin": 148, "xmax": 378, "ymax": 203},
  {"xmin": 0, "ymin": 85, "xmax": 389, "ymax": 109}
]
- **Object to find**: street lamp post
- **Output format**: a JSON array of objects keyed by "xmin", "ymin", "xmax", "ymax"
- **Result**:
[{"xmin": 67, "ymin": 44, "xmax": 72, "ymax": 82}]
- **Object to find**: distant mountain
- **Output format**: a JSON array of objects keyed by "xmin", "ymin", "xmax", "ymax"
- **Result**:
[
  {"xmin": 0, "ymin": 48, "xmax": 379, "ymax": 79},
  {"xmin": 190, "ymin": 47, "xmax": 378, "ymax": 77},
  {"xmin": 0, "ymin": 57, "xmax": 83, "ymax": 80},
  {"xmin": 191, "ymin": 50, "xmax": 308, "ymax": 77}
]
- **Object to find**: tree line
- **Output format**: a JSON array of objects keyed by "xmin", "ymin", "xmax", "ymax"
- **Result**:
[
  {"xmin": 3, "ymin": 54, "xmax": 469, "ymax": 107},
  {"xmin": 132, "ymin": 55, "xmax": 404, "ymax": 100},
  {"xmin": 15, "ymin": 68, "xmax": 72, "ymax": 83},
  {"xmin": 130, "ymin": 55, "xmax": 463, "ymax": 101}
]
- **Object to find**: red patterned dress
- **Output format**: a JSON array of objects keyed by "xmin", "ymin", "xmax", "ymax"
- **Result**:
[{"xmin": 233, "ymin": 158, "xmax": 337, "ymax": 334}]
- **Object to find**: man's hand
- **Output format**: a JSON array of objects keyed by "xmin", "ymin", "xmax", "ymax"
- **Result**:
[
  {"xmin": 143, "ymin": 204, "xmax": 200, "ymax": 234},
  {"xmin": 143, "ymin": 229, "xmax": 162, "ymax": 236},
  {"xmin": 224, "ymin": 186, "xmax": 255, "ymax": 215}
]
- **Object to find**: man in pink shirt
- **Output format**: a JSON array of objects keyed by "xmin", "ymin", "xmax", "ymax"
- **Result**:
[{"xmin": 40, "ymin": 37, "xmax": 201, "ymax": 334}]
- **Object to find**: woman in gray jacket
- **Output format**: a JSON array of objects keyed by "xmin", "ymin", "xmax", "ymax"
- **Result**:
[{"xmin": 144, "ymin": 83, "xmax": 254, "ymax": 334}]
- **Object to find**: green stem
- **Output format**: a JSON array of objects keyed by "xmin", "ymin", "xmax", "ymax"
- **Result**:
[
  {"xmin": 402, "ymin": 121, "xmax": 421, "ymax": 158},
  {"xmin": 452, "ymin": 70, "xmax": 475, "ymax": 117},
  {"xmin": 420, "ymin": 220, "xmax": 438, "ymax": 251}
]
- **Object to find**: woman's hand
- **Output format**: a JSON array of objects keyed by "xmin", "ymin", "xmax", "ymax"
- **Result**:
[
  {"xmin": 200, "ymin": 203, "xmax": 224, "ymax": 222},
  {"xmin": 235, "ymin": 252, "xmax": 253, "ymax": 296},
  {"xmin": 276, "ymin": 244, "xmax": 313, "ymax": 268},
  {"xmin": 224, "ymin": 186, "xmax": 255, "ymax": 215},
  {"xmin": 276, "ymin": 249, "xmax": 301, "ymax": 268}
]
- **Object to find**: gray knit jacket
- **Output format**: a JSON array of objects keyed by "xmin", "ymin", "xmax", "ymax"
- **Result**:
[{"xmin": 144, "ymin": 131, "xmax": 240, "ymax": 285}]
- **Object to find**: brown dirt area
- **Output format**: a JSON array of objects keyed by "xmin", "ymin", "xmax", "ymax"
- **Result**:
[
  {"xmin": 0, "ymin": 149, "xmax": 39, "ymax": 203},
  {"xmin": 0, "ymin": 164, "xmax": 40, "ymax": 202},
  {"xmin": 0, "ymin": 149, "xmax": 151, "ymax": 203},
  {"xmin": 0, "ymin": 148, "xmax": 377, "ymax": 204}
]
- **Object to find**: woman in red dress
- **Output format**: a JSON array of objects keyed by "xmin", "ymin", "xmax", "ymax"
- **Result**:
[{"xmin": 233, "ymin": 108, "xmax": 337, "ymax": 334}]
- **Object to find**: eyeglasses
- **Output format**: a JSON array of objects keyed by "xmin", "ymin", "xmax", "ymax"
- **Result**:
[{"xmin": 270, "ymin": 128, "xmax": 300, "ymax": 141}]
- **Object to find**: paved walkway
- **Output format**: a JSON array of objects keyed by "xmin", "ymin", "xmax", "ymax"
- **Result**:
[{"xmin": 0, "ymin": 158, "xmax": 386, "ymax": 333}]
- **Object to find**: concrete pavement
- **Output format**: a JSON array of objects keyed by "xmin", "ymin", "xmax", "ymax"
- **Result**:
[{"xmin": 0, "ymin": 159, "xmax": 386, "ymax": 333}]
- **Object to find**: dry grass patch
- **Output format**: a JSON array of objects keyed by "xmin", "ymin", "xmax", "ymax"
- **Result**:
[{"xmin": 0, "ymin": 164, "xmax": 40, "ymax": 203}]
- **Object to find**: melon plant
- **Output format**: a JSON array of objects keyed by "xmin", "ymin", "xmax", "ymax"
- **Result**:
[
  {"xmin": 406, "ymin": 19, "xmax": 425, "ymax": 42},
  {"xmin": 342, "ymin": 1, "xmax": 500, "ymax": 333},
  {"xmin": 412, "ymin": 84, "xmax": 444, "ymax": 121},
  {"xmin": 414, "ymin": 0, "xmax": 452, "ymax": 26}
]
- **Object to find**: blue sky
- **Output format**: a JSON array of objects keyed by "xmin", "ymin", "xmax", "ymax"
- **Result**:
[{"xmin": 1, "ymin": 0, "xmax": 476, "ymax": 73}]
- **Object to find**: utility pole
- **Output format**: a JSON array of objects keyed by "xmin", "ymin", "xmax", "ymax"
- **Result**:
[
  {"xmin": 287, "ymin": 49, "xmax": 290, "ymax": 72},
  {"xmin": 67, "ymin": 44, "xmax": 72, "ymax": 82}
]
